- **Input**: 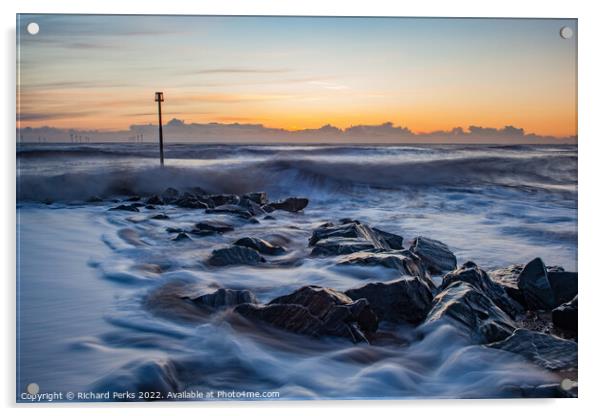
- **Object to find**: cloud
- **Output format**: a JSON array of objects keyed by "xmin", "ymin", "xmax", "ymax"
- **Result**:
[
  {"xmin": 196, "ymin": 67, "xmax": 291, "ymax": 75},
  {"xmin": 17, "ymin": 111, "xmax": 94, "ymax": 122}
]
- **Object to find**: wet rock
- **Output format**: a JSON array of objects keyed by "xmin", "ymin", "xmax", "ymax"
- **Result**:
[
  {"xmin": 151, "ymin": 213, "xmax": 170, "ymax": 220},
  {"xmin": 209, "ymin": 194, "xmax": 240, "ymax": 207},
  {"xmin": 174, "ymin": 193, "xmax": 209, "ymax": 209},
  {"xmin": 243, "ymin": 192, "xmax": 268, "ymax": 205},
  {"xmin": 194, "ymin": 221, "xmax": 234, "ymax": 233},
  {"xmin": 207, "ymin": 246, "xmax": 266, "ymax": 267},
  {"xmin": 146, "ymin": 195, "xmax": 164, "ymax": 205},
  {"xmin": 145, "ymin": 205, "xmax": 156, "ymax": 210},
  {"xmin": 337, "ymin": 250, "xmax": 428, "ymax": 281},
  {"xmin": 552, "ymin": 295, "xmax": 577, "ymax": 332},
  {"xmin": 311, "ymin": 238, "xmax": 378, "ymax": 257},
  {"xmin": 548, "ymin": 271, "xmax": 578, "ymax": 306},
  {"xmin": 126, "ymin": 195, "xmax": 141, "ymax": 202},
  {"xmin": 86, "ymin": 195, "xmax": 103, "ymax": 203},
  {"xmin": 172, "ymin": 232, "xmax": 191, "ymax": 242},
  {"xmin": 205, "ymin": 205, "xmax": 253, "ymax": 219},
  {"xmin": 263, "ymin": 215, "xmax": 276, "ymax": 221},
  {"xmin": 489, "ymin": 265, "xmax": 526, "ymax": 306},
  {"xmin": 161, "ymin": 187, "xmax": 180, "ymax": 203},
  {"xmin": 233, "ymin": 237, "xmax": 286, "ymax": 255},
  {"xmin": 425, "ymin": 281, "xmax": 516, "ymax": 343},
  {"xmin": 109, "ymin": 204, "xmax": 140, "ymax": 212},
  {"xmin": 185, "ymin": 288, "xmax": 258, "ymax": 309},
  {"xmin": 308, "ymin": 220, "xmax": 397, "ymax": 256},
  {"xmin": 166, "ymin": 227, "xmax": 185, "ymax": 234},
  {"xmin": 345, "ymin": 277, "xmax": 433, "ymax": 324},
  {"xmin": 441, "ymin": 262, "xmax": 523, "ymax": 318},
  {"xmin": 372, "ymin": 228, "xmax": 404, "ymax": 250},
  {"xmin": 487, "ymin": 329, "xmax": 577, "ymax": 371},
  {"xmin": 517, "ymin": 258, "xmax": 556, "ymax": 310},
  {"xmin": 235, "ymin": 285, "xmax": 378, "ymax": 343},
  {"xmin": 238, "ymin": 198, "xmax": 266, "ymax": 216},
  {"xmin": 267, "ymin": 197, "xmax": 309, "ymax": 213},
  {"xmin": 410, "ymin": 236, "xmax": 457, "ymax": 274}
]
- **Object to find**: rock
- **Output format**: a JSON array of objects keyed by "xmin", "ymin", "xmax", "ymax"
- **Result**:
[
  {"xmin": 243, "ymin": 192, "xmax": 268, "ymax": 205},
  {"xmin": 337, "ymin": 250, "xmax": 429, "ymax": 281},
  {"xmin": 552, "ymin": 295, "xmax": 577, "ymax": 332},
  {"xmin": 488, "ymin": 265, "xmax": 526, "ymax": 306},
  {"xmin": 263, "ymin": 215, "xmax": 276, "ymax": 221},
  {"xmin": 172, "ymin": 232, "xmax": 191, "ymax": 241},
  {"xmin": 209, "ymin": 194, "xmax": 240, "ymax": 207},
  {"xmin": 517, "ymin": 258, "xmax": 556, "ymax": 310},
  {"xmin": 372, "ymin": 228, "xmax": 404, "ymax": 250},
  {"xmin": 194, "ymin": 221, "xmax": 234, "ymax": 233},
  {"xmin": 311, "ymin": 238, "xmax": 378, "ymax": 257},
  {"xmin": 410, "ymin": 236, "xmax": 457, "ymax": 274},
  {"xmin": 205, "ymin": 205, "xmax": 253, "ymax": 219},
  {"xmin": 174, "ymin": 193, "xmax": 209, "ymax": 209},
  {"xmin": 233, "ymin": 237, "xmax": 286, "ymax": 255},
  {"xmin": 146, "ymin": 195, "xmax": 164, "ymax": 205},
  {"xmin": 548, "ymin": 271, "xmax": 578, "ymax": 306},
  {"xmin": 166, "ymin": 227, "xmax": 184, "ymax": 234},
  {"xmin": 268, "ymin": 197, "xmax": 309, "ymax": 213},
  {"xmin": 185, "ymin": 288, "xmax": 258, "ymax": 309},
  {"xmin": 308, "ymin": 220, "xmax": 398, "ymax": 256},
  {"xmin": 131, "ymin": 202, "xmax": 145, "ymax": 208},
  {"xmin": 145, "ymin": 205, "xmax": 156, "ymax": 210},
  {"xmin": 86, "ymin": 195, "xmax": 103, "ymax": 203},
  {"xmin": 235, "ymin": 285, "xmax": 378, "ymax": 343},
  {"xmin": 161, "ymin": 187, "xmax": 179, "ymax": 203},
  {"xmin": 441, "ymin": 262, "xmax": 523, "ymax": 318},
  {"xmin": 487, "ymin": 329, "xmax": 577, "ymax": 371},
  {"xmin": 109, "ymin": 204, "xmax": 140, "ymax": 212},
  {"xmin": 425, "ymin": 281, "xmax": 516, "ymax": 343},
  {"xmin": 207, "ymin": 246, "xmax": 266, "ymax": 267},
  {"xmin": 237, "ymin": 198, "xmax": 266, "ymax": 216},
  {"xmin": 345, "ymin": 277, "xmax": 433, "ymax": 324},
  {"xmin": 151, "ymin": 213, "xmax": 170, "ymax": 220},
  {"xmin": 126, "ymin": 195, "xmax": 141, "ymax": 201}
]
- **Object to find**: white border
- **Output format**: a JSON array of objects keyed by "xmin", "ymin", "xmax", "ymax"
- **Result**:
[{"xmin": 3, "ymin": 1, "xmax": 601, "ymax": 415}]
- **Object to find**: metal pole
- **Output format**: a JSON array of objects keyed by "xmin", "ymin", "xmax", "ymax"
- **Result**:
[{"xmin": 157, "ymin": 99, "xmax": 164, "ymax": 167}]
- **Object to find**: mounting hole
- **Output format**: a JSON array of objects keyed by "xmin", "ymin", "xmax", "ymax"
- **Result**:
[
  {"xmin": 560, "ymin": 26, "xmax": 573, "ymax": 39},
  {"xmin": 27, "ymin": 22, "xmax": 40, "ymax": 35}
]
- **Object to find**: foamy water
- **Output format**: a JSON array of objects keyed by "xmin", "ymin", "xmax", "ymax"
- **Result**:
[{"xmin": 16, "ymin": 143, "xmax": 576, "ymax": 400}]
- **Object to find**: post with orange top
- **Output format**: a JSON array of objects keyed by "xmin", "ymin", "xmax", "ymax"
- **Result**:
[{"xmin": 155, "ymin": 91, "xmax": 165, "ymax": 167}]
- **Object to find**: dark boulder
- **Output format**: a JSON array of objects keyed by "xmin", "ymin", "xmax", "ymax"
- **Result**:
[
  {"xmin": 548, "ymin": 271, "xmax": 578, "ymax": 306},
  {"xmin": 308, "ymin": 220, "xmax": 399, "ymax": 256},
  {"xmin": 209, "ymin": 194, "xmax": 240, "ymax": 207},
  {"xmin": 205, "ymin": 205, "xmax": 253, "ymax": 219},
  {"xmin": 488, "ymin": 265, "xmax": 526, "ymax": 306},
  {"xmin": 233, "ymin": 237, "xmax": 286, "ymax": 255},
  {"xmin": 235, "ymin": 285, "xmax": 378, "ymax": 343},
  {"xmin": 146, "ymin": 195, "xmax": 164, "ymax": 205},
  {"xmin": 425, "ymin": 281, "xmax": 516, "ymax": 343},
  {"xmin": 267, "ymin": 197, "xmax": 309, "ymax": 213},
  {"xmin": 441, "ymin": 262, "xmax": 523, "ymax": 318},
  {"xmin": 372, "ymin": 228, "xmax": 404, "ymax": 250},
  {"xmin": 243, "ymin": 192, "xmax": 268, "ymax": 205},
  {"xmin": 161, "ymin": 187, "xmax": 179, "ymax": 203},
  {"xmin": 194, "ymin": 221, "xmax": 234, "ymax": 233},
  {"xmin": 487, "ymin": 328, "xmax": 577, "ymax": 371},
  {"xmin": 126, "ymin": 195, "xmax": 141, "ymax": 202},
  {"xmin": 263, "ymin": 215, "xmax": 276, "ymax": 221},
  {"xmin": 345, "ymin": 277, "xmax": 432, "ymax": 324},
  {"xmin": 174, "ymin": 193, "xmax": 209, "ymax": 209},
  {"xmin": 237, "ymin": 198, "xmax": 266, "ymax": 216},
  {"xmin": 517, "ymin": 258, "xmax": 556, "ymax": 310},
  {"xmin": 552, "ymin": 295, "xmax": 577, "ymax": 332},
  {"xmin": 185, "ymin": 288, "xmax": 257, "ymax": 309},
  {"xmin": 109, "ymin": 204, "xmax": 139, "ymax": 212},
  {"xmin": 151, "ymin": 213, "xmax": 170, "ymax": 220},
  {"xmin": 207, "ymin": 246, "xmax": 266, "ymax": 267},
  {"xmin": 410, "ymin": 236, "xmax": 457, "ymax": 274},
  {"xmin": 172, "ymin": 232, "xmax": 191, "ymax": 242},
  {"xmin": 337, "ymin": 250, "xmax": 429, "ymax": 281}
]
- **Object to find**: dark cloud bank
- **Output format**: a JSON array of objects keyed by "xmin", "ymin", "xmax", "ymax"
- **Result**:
[{"xmin": 17, "ymin": 119, "xmax": 577, "ymax": 144}]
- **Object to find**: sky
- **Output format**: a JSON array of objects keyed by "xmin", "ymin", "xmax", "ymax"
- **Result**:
[{"xmin": 17, "ymin": 15, "xmax": 577, "ymax": 140}]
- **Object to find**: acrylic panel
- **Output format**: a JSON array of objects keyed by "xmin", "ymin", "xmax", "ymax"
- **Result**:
[{"xmin": 16, "ymin": 14, "xmax": 577, "ymax": 402}]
